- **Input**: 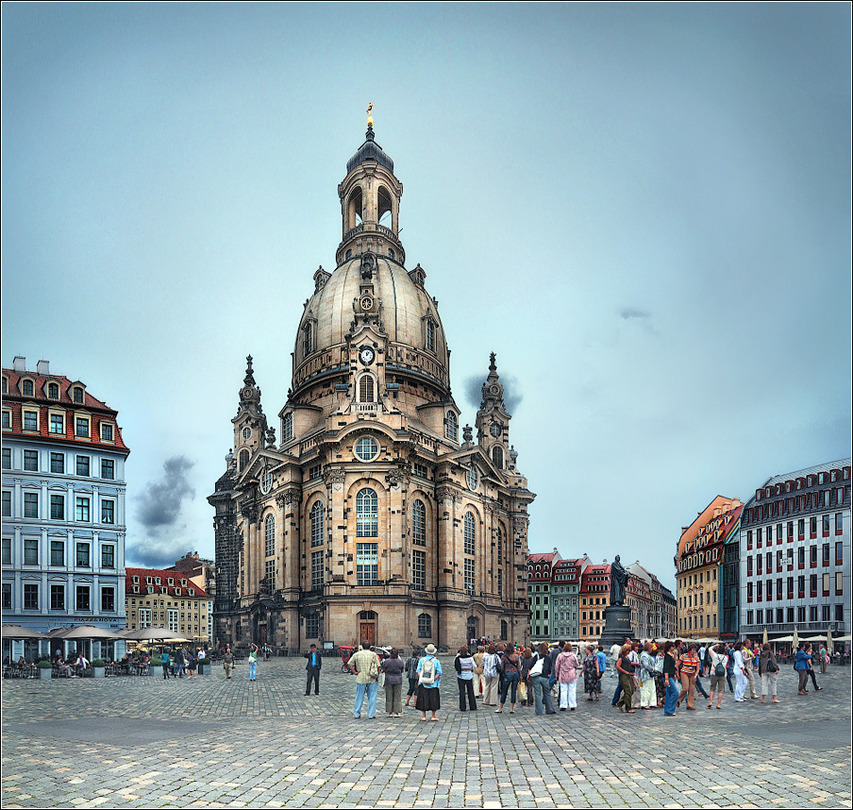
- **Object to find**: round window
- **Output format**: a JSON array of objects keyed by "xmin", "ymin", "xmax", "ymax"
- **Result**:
[
  {"xmin": 260, "ymin": 470, "xmax": 273, "ymax": 494},
  {"xmin": 354, "ymin": 436, "xmax": 379, "ymax": 462},
  {"xmin": 466, "ymin": 466, "xmax": 479, "ymax": 491},
  {"xmin": 242, "ymin": 427, "xmax": 252, "ymax": 439}
]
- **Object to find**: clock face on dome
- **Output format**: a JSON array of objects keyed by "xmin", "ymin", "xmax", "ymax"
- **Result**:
[
  {"xmin": 359, "ymin": 346, "xmax": 375, "ymax": 365},
  {"xmin": 360, "ymin": 295, "xmax": 374, "ymax": 312}
]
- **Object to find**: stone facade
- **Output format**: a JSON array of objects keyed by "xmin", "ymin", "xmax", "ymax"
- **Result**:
[{"xmin": 210, "ymin": 123, "xmax": 534, "ymax": 653}]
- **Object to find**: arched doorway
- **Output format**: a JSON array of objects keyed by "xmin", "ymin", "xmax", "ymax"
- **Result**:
[
  {"xmin": 358, "ymin": 610, "xmax": 377, "ymax": 647},
  {"xmin": 466, "ymin": 616, "xmax": 479, "ymax": 645}
]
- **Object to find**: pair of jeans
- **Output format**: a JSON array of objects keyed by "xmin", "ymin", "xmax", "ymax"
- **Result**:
[
  {"xmin": 354, "ymin": 681, "xmax": 378, "ymax": 718},
  {"xmin": 611, "ymin": 682, "xmax": 622, "ymax": 705},
  {"xmin": 558, "ymin": 681, "xmax": 577, "ymax": 709},
  {"xmin": 531, "ymin": 674, "xmax": 555, "ymax": 715},
  {"xmin": 694, "ymin": 675, "xmax": 709, "ymax": 699},
  {"xmin": 500, "ymin": 673, "xmax": 519, "ymax": 706},
  {"xmin": 664, "ymin": 678, "xmax": 679, "ymax": 714},
  {"xmin": 457, "ymin": 677, "xmax": 477, "ymax": 711},
  {"xmin": 249, "ymin": 660, "xmax": 257, "ymax": 680}
]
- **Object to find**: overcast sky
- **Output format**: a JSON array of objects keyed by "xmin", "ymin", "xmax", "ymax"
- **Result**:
[{"xmin": 3, "ymin": 3, "xmax": 850, "ymax": 590}]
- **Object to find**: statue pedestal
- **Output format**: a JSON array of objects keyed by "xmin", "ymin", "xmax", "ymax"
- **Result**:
[{"xmin": 599, "ymin": 605, "xmax": 636, "ymax": 649}]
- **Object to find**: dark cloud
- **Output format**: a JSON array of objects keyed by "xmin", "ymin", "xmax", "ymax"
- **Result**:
[
  {"xmin": 126, "ymin": 538, "xmax": 194, "ymax": 570},
  {"xmin": 463, "ymin": 373, "xmax": 524, "ymax": 415},
  {"xmin": 619, "ymin": 307, "xmax": 651, "ymax": 320},
  {"xmin": 136, "ymin": 455, "xmax": 196, "ymax": 533}
]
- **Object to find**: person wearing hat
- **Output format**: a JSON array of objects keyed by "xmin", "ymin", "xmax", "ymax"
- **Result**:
[
  {"xmin": 416, "ymin": 644, "xmax": 442, "ymax": 721},
  {"xmin": 305, "ymin": 643, "xmax": 322, "ymax": 696}
]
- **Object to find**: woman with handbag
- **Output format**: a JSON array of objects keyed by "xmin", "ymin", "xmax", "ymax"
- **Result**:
[
  {"xmin": 615, "ymin": 642, "xmax": 636, "ymax": 714},
  {"xmin": 454, "ymin": 646, "xmax": 478, "ymax": 712},
  {"xmin": 758, "ymin": 642, "xmax": 779, "ymax": 703},
  {"xmin": 496, "ymin": 643, "xmax": 521, "ymax": 714}
]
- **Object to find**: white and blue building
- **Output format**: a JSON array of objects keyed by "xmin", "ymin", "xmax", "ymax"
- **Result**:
[{"xmin": 2, "ymin": 357, "xmax": 130, "ymax": 660}]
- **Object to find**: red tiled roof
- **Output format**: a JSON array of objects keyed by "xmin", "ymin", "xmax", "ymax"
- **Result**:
[
  {"xmin": 125, "ymin": 567, "xmax": 210, "ymax": 598},
  {"xmin": 2, "ymin": 367, "xmax": 129, "ymax": 454}
]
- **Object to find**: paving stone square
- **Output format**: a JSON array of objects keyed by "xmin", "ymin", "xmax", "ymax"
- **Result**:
[{"xmin": 1, "ymin": 658, "xmax": 850, "ymax": 808}]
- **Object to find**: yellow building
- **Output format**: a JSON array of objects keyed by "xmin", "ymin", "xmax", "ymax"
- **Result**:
[
  {"xmin": 675, "ymin": 497, "xmax": 742, "ymax": 638},
  {"xmin": 125, "ymin": 566, "xmax": 213, "ymax": 643}
]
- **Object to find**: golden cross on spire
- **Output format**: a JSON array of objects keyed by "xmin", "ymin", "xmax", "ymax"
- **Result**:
[{"xmin": 366, "ymin": 102, "xmax": 374, "ymax": 127}]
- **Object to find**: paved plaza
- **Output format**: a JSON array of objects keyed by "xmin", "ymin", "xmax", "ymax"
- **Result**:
[{"xmin": 2, "ymin": 657, "xmax": 851, "ymax": 809}]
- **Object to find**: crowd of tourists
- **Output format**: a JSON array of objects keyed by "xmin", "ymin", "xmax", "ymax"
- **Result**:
[{"xmin": 344, "ymin": 637, "xmax": 832, "ymax": 720}]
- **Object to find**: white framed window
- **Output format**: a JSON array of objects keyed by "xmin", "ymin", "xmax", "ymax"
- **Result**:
[
  {"xmin": 311, "ymin": 501, "xmax": 324, "ymax": 546},
  {"xmin": 356, "ymin": 543, "xmax": 378, "ymax": 586},
  {"xmin": 100, "ymin": 423, "xmax": 114, "ymax": 442},
  {"xmin": 1, "ymin": 409, "xmax": 10, "ymax": 430},
  {"xmin": 101, "ymin": 499, "xmax": 115, "ymax": 525},
  {"xmin": 311, "ymin": 550, "xmax": 324, "ymax": 590},
  {"xmin": 75, "ymin": 416, "xmax": 90, "ymax": 438},
  {"xmin": 412, "ymin": 549, "xmax": 426, "ymax": 590},
  {"xmin": 356, "ymin": 488, "xmax": 378, "ymax": 537},
  {"xmin": 23, "ymin": 409, "xmax": 39, "ymax": 431},
  {"xmin": 47, "ymin": 382, "xmax": 60, "ymax": 399},
  {"xmin": 265, "ymin": 514, "xmax": 275, "ymax": 557},
  {"xmin": 354, "ymin": 436, "xmax": 379, "ymax": 462},
  {"xmin": 49, "ymin": 412, "xmax": 64, "ymax": 434},
  {"xmin": 412, "ymin": 499, "xmax": 426, "ymax": 546},
  {"xmin": 21, "ymin": 378, "xmax": 35, "ymax": 397},
  {"xmin": 463, "ymin": 511, "xmax": 476, "ymax": 555}
]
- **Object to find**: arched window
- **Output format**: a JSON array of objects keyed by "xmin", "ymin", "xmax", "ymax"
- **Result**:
[
  {"xmin": 311, "ymin": 501, "xmax": 324, "ymax": 547},
  {"xmin": 500, "ymin": 620, "xmax": 508, "ymax": 640},
  {"xmin": 72, "ymin": 386, "xmax": 84, "ymax": 404},
  {"xmin": 463, "ymin": 512, "xmax": 475, "ymax": 555},
  {"xmin": 418, "ymin": 613, "xmax": 432, "ymax": 639},
  {"xmin": 412, "ymin": 499, "xmax": 426, "ymax": 546},
  {"xmin": 445, "ymin": 411, "xmax": 457, "ymax": 441},
  {"xmin": 378, "ymin": 185, "xmax": 393, "ymax": 228},
  {"xmin": 303, "ymin": 322, "xmax": 314, "ymax": 357},
  {"xmin": 356, "ymin": 488, "xmax": 378, "ymax": 537},
  {"xmin": 425, "ymin": 319, "xmax": 436, "ymax": 353},
  {"xmin": 21, "ymin": 379, "xmax": 34, "ymax": 396},
  {"xmin": 491, "ymin": 445, "xmax": 504, "ymax": 469},
  {"xmin": 359, "ymin": 375, "xmax": 375, "ymax": 403},
  {"xmin": 239, "ymin": 449, "xmax": 250, "ymax": 471},
  {"xmin": 497, "ymin": 527, "xmax": 503, "ymax": 565},
  {"xmin": 265, "ymin": 514, "xmax": 275, "ymax": 557},
  {"xmin": 47, "ymin": 382, "xmax": 59, "ymax": 399},
  {"xmin": 282, "ymin": 412, "xmax": 293, "ymax": 442},
  {"xmin": 348, "ymin": 187, "xmax": 363, "ymax": 229}
]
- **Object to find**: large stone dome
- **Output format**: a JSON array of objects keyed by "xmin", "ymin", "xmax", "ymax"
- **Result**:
[{"xmin": 292, "ymin": 253, "xmax": 450, "ymax": 395}]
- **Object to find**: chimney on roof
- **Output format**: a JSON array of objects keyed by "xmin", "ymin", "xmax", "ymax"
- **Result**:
[
  {"xmin": 13, "ymin": 356, "xmax": 26, "ymax": 372},
  {"xmin": 36, "ymin": 360, "xmax": 50, "ymax": 376}
]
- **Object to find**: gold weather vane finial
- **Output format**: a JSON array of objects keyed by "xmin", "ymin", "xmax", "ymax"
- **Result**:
[{"xmin": 366, "ymin": 102, "xmax": 374, "ymax": 127}]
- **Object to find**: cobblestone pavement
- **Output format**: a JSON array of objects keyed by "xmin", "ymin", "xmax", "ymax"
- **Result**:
[{"xmin": 2, "ymin": 658, "xmax": 851, "ymax": 808}]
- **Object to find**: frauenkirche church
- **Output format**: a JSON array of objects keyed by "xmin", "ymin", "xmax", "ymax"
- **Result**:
[{"xmin": 210, "ymin": 113, "xmax": 534, "ymax": 652}]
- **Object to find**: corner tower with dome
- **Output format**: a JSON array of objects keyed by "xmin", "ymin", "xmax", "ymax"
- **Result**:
[{"xmin": 209, "ymin": 118, "xmax": 535, "ymax": 652}]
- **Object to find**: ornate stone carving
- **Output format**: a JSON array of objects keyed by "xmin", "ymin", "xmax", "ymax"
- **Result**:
[{"xmin": 324, "ymin": 468, "xmax": 346, "ymax": 492}]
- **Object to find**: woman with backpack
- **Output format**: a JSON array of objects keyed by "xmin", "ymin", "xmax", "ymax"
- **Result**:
[
  {"xmin": 707, "ymin": 643, "xmax": 728, "ymax": 709},
  {"xmin": 415, "ymin": 644, "xmax": 442, "ymax": 721},
  {"xmin": 496, "ymin": 643, "xmax": 521, "ymax": 714}
]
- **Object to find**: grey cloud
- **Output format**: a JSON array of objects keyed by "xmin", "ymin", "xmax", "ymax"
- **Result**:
[
  {"xmin": 464, "ymin": 373, "xmax": 524, "ymax": 415},
  {"xmin": 136, "ymin": 455, "xmax": 196, "ymax": 534},
  {"xmin": 619, "ymin": 307, "xmax": 651, "ymax": 320},
  {"xmin": 126, "ymin": 537, "xmax": 194, "ymax": 569}
]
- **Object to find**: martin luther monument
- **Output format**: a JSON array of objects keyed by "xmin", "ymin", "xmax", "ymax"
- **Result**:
[{"xmin": 599, "ymin": 555, "xmax": 636, "ymax": 647}]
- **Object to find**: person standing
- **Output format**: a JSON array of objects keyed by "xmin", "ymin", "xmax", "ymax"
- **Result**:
[
  {"xmin": 473, "ymin": 646, "xmax": 486, "ymax": 699},
  {"xmin": 758, "ymin": 642, "xmax": 779, "ymax": 703},
  {"xmin": 222, "ymin": 646, "xmax": 234, "ymax": 680},
  {"xmin": 530, "ymin": 642, "xmax": 556, "ymax": 715},
  {"xmin": 805, "ymin": 644, "xmax": 822, "ymax": 692},
  {"xmin": 615, "ymin": 643, "xmax": 636, "ymax": 714},
  {"xmin": 404, "ymin": 649, "xmax": 421, "ymax": 707},
  {"xmin": 186, "ymin": 649, "xmax": 197, "ymax": 680},
  {"xmin": 818, "ymin": 644, "xmax": 828, "ymax": 674},
  {"xmin": 794, "ymin": 643, "xmax": 811, "ymax": 694},
  {"xmin": 381, "ymin": 648, "xmax": 405, "ymax": 716},
  {"xmin": 677, "ymin": 643, "xmax": 700, "ymax": 710},
  {"xmin": 305, "ymin": 644, "xmax": 322, "ymax": 695},
  {"xmin": 482, "ymin": 645, "xmax": 500, "ymax": 707},
  {"xmin": 349, "ymin": 644, "xmax": 381, "ymax": 719},
  {"xmin": 248, "ymin": 643, "xmax": 259, "ymax": 681},
  {"xmin": 454, "ymin": 646, "xmax": 478, "ymax": 712},
  {"xmin": 638, "ymin": 642, "xmax": 657, "ymax": 709},
  {"xmin": 174, "ymin": 647, "xmax": 185, "ymax": 679},
  {"xmin": 161, "ymin": 649, "xmax": 171, "ymax": 681},
  {"xmin": 707, "ymin": 643, "xmax": 728, "ymax": 710},
  {"xmin": 415, "ymin": 644, "xmax": 442, "ymax": 721},
  {"xmin": 742, "ymin": 639, "xmax": 758, "ymax": 699},
  {"xmin": 554, "ymin": 642, "xmax": 580, "ymax": 711},
  {"xmin": 583, "ymin": 644, "xmax": 602, "ymax": 702},
  {"xmin": 733, "ymin": 642, "xmax": 748, "ymax": 702},
  {"xmin": 496, "ymin": 643, "xmax": 522, "ymax": 714},
  {"xmin": 662, "ymin": 641, "xmax": 679, "ymax": 716}
]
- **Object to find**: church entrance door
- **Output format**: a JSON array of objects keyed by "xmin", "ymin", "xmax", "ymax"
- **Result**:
[{"xmin": 360, "ymin": 623, "xmax": 375, "ymax": 647}]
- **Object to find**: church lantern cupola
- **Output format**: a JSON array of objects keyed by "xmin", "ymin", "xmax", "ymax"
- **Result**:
[{"xmin": 337, "ymin": 105, "xmax": 405, "ymax": 266}]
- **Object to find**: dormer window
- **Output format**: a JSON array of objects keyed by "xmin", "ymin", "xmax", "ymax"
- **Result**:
[
  {"xmin": 101, "ymin": 423, "xmax": 114, "ymax": 442},
  {"xmin": 155, "ymin": 577, "xmax": 161, "ymax": 585},
  {"xmin": 167, "ymin": 578, "xmax": 174, "ymax": 585},
  {"xmin": 188, "ymin": 588, "xmax": 195, "ymax": 596},
  {"xmin": 147, "ymin": 586, "xmax": 154, "ymax": 594},
  {"xmin": 303, "ymin": 321, "xmax": 315, "ymax": 356},
  {"xmin": 132, "ymin": 576, "xmax": 139, "ymax": 583},
  {"xmin": 21, "ymin": 378, "xmax": 34, "ymax": 397},
  {"xmin": 145, "ymin": 576, "xmax": 152, "ymax": 584},
  {"xmin": 47, "ymin": 382, "xmax": 60, "ymax": 399},
  {"xmin": 174, "ymin": 588, "xmax": 181, "ymax": 596},
  {"xmin": 161, "ymin": 586, "xmax": 167, "ymax": 594},
  {"xmin": 72, "ymin": 387, "xmax": 84, "ymax": 404},
  {"xmin": 180, "ymin": 579, "xmax": 187, "ymax": 586}
]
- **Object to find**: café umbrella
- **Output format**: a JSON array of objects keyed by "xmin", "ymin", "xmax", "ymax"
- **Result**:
[
  {"xmin": 54, "ymin": 624, "xmax": 126, "ymax": 641},
  {"xmin": 792, "ymin": 626, "xmax": 799, "ymax": 650},
  {"xmin": 122, "ymin": 627, "xmax": 190, "ymax": 642},
  {"xmin": 1, "ymin": 624, "xmax": 49, "ymax": 640}
]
